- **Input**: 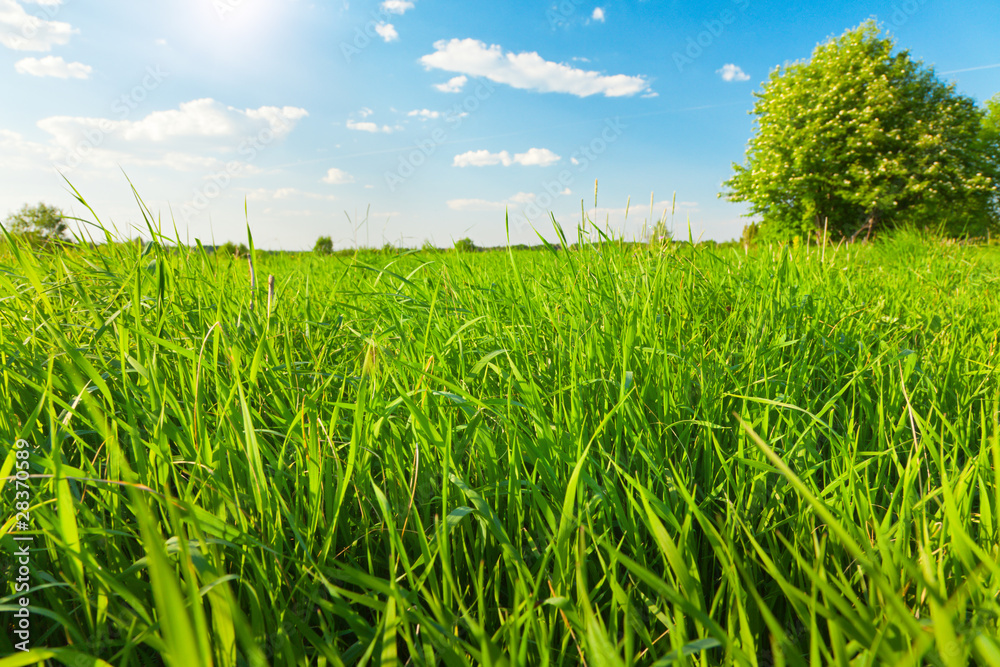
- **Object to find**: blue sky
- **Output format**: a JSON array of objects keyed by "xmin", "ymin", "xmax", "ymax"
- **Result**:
[{"xmin": 1, "ymin": 0, "xmax": 998, "ymax": 249}]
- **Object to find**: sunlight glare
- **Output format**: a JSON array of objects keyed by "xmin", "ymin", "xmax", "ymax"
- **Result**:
[{"xmin": 180, "ymin": 0, "xmax": 289, "ymax": 60}]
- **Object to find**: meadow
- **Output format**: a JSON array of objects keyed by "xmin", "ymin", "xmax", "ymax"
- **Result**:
[{"xmin": 2, "ymin": 209, "xmax": 1000, "ymax": 666}]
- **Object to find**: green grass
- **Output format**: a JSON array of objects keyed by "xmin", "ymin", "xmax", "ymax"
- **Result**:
[{"xmin": 2, "ymin": 205, "xmax": 1000, "ymax": 666}]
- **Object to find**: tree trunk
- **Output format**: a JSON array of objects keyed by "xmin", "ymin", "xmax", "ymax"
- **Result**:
[{"xmin": 850, "ymin": 210, "xmax": 879, "ymax": 243}]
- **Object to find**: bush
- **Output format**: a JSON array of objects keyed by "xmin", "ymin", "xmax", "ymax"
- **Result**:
[
  {"xmin": 453, "ymin": 237, "xmax": 477, "ymax": 253},
  {"xmin": 314, "ymin": 236, "xmax": 333, "ymax": 255},
  {"xmin": 4, "ymin": 202, "xmax": 70, "ymax": 247}
]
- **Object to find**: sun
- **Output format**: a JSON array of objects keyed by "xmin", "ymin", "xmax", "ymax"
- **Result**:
[{"xmin": 178, "ymin": 0, "xmax": 290, "ymax": 60}]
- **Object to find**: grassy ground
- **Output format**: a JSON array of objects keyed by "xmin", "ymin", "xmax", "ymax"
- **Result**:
[{"xmin": 2, "ymin": 213, "xmax": 1000, "ymax": 666}]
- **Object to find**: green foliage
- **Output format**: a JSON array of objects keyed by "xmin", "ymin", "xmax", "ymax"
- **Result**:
[
  {"xmin": 724, "ymin": 21, "xmax": 1000, "ymax": 241},
  {"xmin": 453, "ymin": 236, "xmax": 476, "ymax": 252},
  {"xmin": 984, "ymin": 92, "xmax": 1000, "ymax": 138},
  {"xmin": 982, "ymin": 93, "xmax": 1000, "ymax": 218},
  {"xmin": 218, "ymin": 241, "xmax": 249, "ymax": 257},
  {"xmin": 313, "ymin": 235, "xmax": 333, "ymax": 255},
  {"xmin": 740, "ymin": 221, "xmax": 760, "ymax": 248},
  {"xmin": 4, "ymin": 197, "xmax": 1000, "ymax": 664},
  {"xmin": 647, "ymin": 218, "xmax": 672, "ymax": 250},
  {"xmin": 3, "ymin": 202, "xmax": 69, "ymax": 246}
]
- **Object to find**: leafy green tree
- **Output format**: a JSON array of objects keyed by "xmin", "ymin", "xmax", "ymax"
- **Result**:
[
  {"xmin": 723, "ymin": 21, "xmax": 999, "ymax": 241},
  {"xmin": 4, "ymin": 202, "xmax": 69, "ymax": 245},
  {"xmin": 648, "ymin": 218, "xmax": 672, "ymax": 250},
  {"xmin": 740, "ymin": 222, "xmax": 760, "ymax": 248},
  {"xmin": 313, "ymin": 235, "xmax": 333, "ymax": 255},
  {"xmin": 982, "ymin": 94, "xmax": 1000, "ymax": 223},
  {"xmin": 984, "ymin": 93, "xmax": 1000, "ymax": 138},
  {"xmin": 453, "ymin": 237, "xmax": 476, "ymax": 253}
]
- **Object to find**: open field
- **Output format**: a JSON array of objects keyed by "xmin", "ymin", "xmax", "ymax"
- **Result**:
[{"xmin": 2, "ymin": 217, "xmax": 1000, "ymax": 665}]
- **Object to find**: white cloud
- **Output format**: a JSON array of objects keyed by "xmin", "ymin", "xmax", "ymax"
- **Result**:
[
  {"xmin": 408, "ymin": 109, "xmax": 441, "ymax": 120},
  {"xmin": 15, "ymin": 55, "xmax": 90, "ymax": 78},
  {"xmin": 346, "ymin": 118, "xmax": 400, "ymax": 133},
  {"xmin": 591, "ymin": 7, "xmax": 605, "ymax": 22},
  {"xmin": 717, "ymin": 63, "xmax": 750, "ymax": 82},
  {"xmin": 346, "ymin": 120, "xmax": 380, "ymax": 132},
  {"xmin": 347, "ymin": 108, "xmax": 401, "ymax": 133},
  {"xmin": 514, "ymin": 147, "xmax": 561, "ymax": 167},
  {"xmin": 247, "ymin": 187, "xmax": 336, "ymax": 201},
  {"xmin": 0, "ymin": 128, "xmax": 58, "ymax": 170},
  {"xmin": 42, "ymin": 99, "xmax": 307, "ymax": 144},
  {"xmin": 448, "ymin": 197, "xmax": 515, "ymax": 212},
  {"xmin": 380, "ymin": 0, "xmax": 413, "ymax": 14},
  {"xmin": 454, "ymin": 150, "xmax": 509, "ymax": 167},
  {"xmin": 19, "ymin": 99, "xmax": 308, "ymax": 173},
  {"xmin": 0, "ymin": 0, "xmax": 76, "ymax": 51},
  {"xmin": 433, "ymin": 74, "xmax": 467, "ymax": 93},
  {"xmin": 375, "ymin": 22, "xmax": 398, "ymax": 42},
  {"xmin": 155, "ymin": 37, "xmax": 167, "ymax": 46},
  {"xmin": 447, "ymin": 192, "xmax": 550, "ymax": 212},
  {"xmin": 453, "ymin": 147, "xmax": 561, "ymax": 168},
  {"xmin": 322, "ymin": 167, "xmax": 354, "ymax": 184},
  {"xmin": 278, "ymin": 188, "xmax": 336, "ymax": 200},
  {"xmin": 420, "ymin": 38, "xmax": 651, "ymax": 97}
]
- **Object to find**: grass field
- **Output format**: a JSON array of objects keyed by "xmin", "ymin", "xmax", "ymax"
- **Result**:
[{"xmin": 2, "ymin": 209, "xmax": 1000, "ymax": 666}]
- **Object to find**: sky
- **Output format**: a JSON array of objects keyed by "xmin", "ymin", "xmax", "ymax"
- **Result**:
[{"xmin": 0, "ymin": 0, "xmax": 998, "ymax": 250}]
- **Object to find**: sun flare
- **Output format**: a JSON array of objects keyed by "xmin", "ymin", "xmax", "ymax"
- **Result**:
[{"xmin": 178, "ymin": 0, "xmax": 289, "ymax": 59}]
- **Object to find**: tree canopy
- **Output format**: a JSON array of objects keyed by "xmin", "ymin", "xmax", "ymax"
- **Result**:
[
  {"xmin": 4, "ymin": 202, "xmax": 70, "ymax": 245},
  {"xmin": 313, "ymin": 235, "xmax": 333, "ymax": 255},
  {"xmin": 984, "ymin": 93, "xmax": 1000, "ymax": 138},
  {"xmin": 723, "ymin": 21, "xmax": 999, "ymax": 242}
]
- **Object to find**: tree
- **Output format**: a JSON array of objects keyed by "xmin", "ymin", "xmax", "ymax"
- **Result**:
[
  {"xmin": 984, "ymin": 93, "xmax": 1000, "ymax": 138},
  {"xmin": 723, "ymin": 21, "xmax": 999, "ymax": 241},
  {"xmin": 4, "ymin": 203, "xmax": 69, "ymax": 245},
  {"xmin": 453, "ymin": 237, "xmax": 476, "ymax": 253},
  {"xmin": 313, "ymin": 235, "xmax": 333, "ymax": 255},
  {"xmin": 982, "ymin": 93, "xmax": 1000, "ymax": 224},
  {"xmin": 647, "ymin": 217, "xmax": 673, "ymax": 251}
]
